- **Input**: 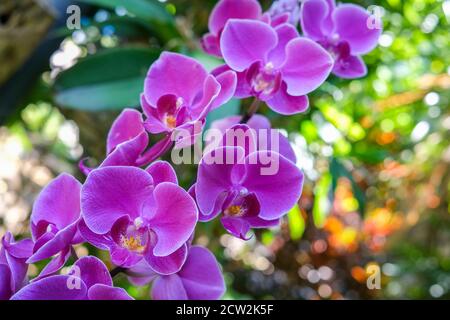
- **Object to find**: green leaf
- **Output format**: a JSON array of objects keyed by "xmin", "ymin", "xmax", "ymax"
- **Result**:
[
  {"xmin": 287, "ymin": 204, "xmax": 305, "ymax": 240},
  {"xmin": 53, "ymin": 47, "xmax": 160, "ymax": 111},
  {"xmin": 77, "ymin": 0, "xmax": 179, "ymax": 41},
  {"xmin": 313, "ymin": 172, "xmax": 332, "ymax": 228},
  {"xmin": 77, "ymin": 0, "xmax": 172, "ymax": 23}
]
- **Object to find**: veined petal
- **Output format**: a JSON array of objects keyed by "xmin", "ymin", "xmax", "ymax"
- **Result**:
[
  {"xmin": 242, "ymin": 151, "xmax": 304, "ymax": 220},
  {"xmin": 221, "ymin": 19, "xmax": 278, "ymax": 72},
  {"xmin": 81, "ymin": 166, "xmax": 154, "ymax": 234},
  {"xmin": 148, "ymin": 182, "xmax": 198, "ymax": 257},
  {"xmin": 27, "ymin": 220, "xmax": 79, "ymax": 263},
  {"xmin": 11, "ymin": 275, "xmax": 87, "ymax": 300},
  {"xmin": 333, "ymin": 4, "xmax": 381, "ymax": 55},
  {"xmin": 268, "ymin": 23, "xmax": 299, "ymax": 68},
  {"xmin": 144, "ymin": 242, "xmax": 188, "ymax": 275},
  {"xmin": 281, "ymin": 38, "xmax": 333, "ymax": 96},
  {"xmin": 144, "ymin": 52, "xmax": 208, "ymax": 106},
  {"xmin": 178, "ymin": 246, "xmax": 225, "ymax": 300},
  {"xmin": 73, "ymin": 256, "xmax": 113, "ymax": 289},
  {"xmin": 221, "ymin": 216, "xmax": 251, "ymax": 240},
  {"xmin": 106, "ymin": 109, "xmax": 144, "ymax": 154},
  {"xmin": 211, "ymin": 70, "xmax": 237, "ymax": 110},
  {"xmin": 333, "ymin": 55, "xmax": 367, "ymax": 79},
  {"xmin": 0, "ymin": 265, "xmax": 12, "ymax": 300},
  {"xmin": 146, "ymin": 161, "xmax": 178, "ymax": 186},
  {"xmin": 301, "ymin": 0, "xmax": 333, "ymax": 40},
  {"xmin": 196, "ymin": 146, "xmax": 245, "ymax": 216},
  {"xmin": 151, "ymin": 274, "xmax": 188, "ymax": 300},
  {"xmin": 88, "ymin": 284, "xmax": 134, "ymax": 300},
  {"xmin": 266, "ymin": 82, "xmax": 309, "ymax": 115},
  {"xmin": 208, "ymin": 0, "xmax": 262, "ymax": 35},
  {"xmin": 31, "ymin": 173, "xmax": 81, "ymax": 240}
]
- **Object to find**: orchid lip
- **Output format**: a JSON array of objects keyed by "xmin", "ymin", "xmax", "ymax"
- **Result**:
[
  {"xmin": 249, "ymin": 61, "xmax": 281, "ymax": 99},
  {"xmin": 224, "ymin": 204, "xmax": 246, "ymax": 217}
]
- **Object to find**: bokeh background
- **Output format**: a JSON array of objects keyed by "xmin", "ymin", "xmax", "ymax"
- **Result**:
[{"xmin": 0, "ymin": 0, "xmax": 449, "ymax": 299}]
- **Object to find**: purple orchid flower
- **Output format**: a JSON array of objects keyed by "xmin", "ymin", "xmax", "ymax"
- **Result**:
[
  {"xmin": 0, "ymin": 232, "xmax": 33, "ymax": 300},
  {"xmin": 11, "ymin": 256, "xmax": 133, "ymax": 300},
  {"xmin": 269, "ymin": 0, "xmax": 301, "ymax": 27},
  {"xmin": 214, "ymin": 19, "xmax": 333, "ymax": 115},
  {"xmin": 79, "ymin": 163, "xmax": 198, "ymax": 273},
  {"xmin": 202, "ymin": 0, "xmax": 302, "ymax": 57},
  {"xmin": 128, "ymin": 246, "xmax": 225, "ymax": 300},
  {"xmin": 26, "ymin": 173, "xmax": 83, "ymax": 280},
  {"xmin": 141, "ymin": 52, "xmax": 236, "ymax": 154},
  {"xmin": 206, "ymin": 114, "xmax": 297, "ymax": 164},
  {"xmin": 192, "ymin": 116, "xmax": 304, "ymax": 240},
  {"xmin": 301, "ymin": 0, "xmax": 381, "ymax": 78},
  {"xmin": 79, "ymin": 108, "xmax": 151, "ymax": 175},
  {"xmin": 202, "ymin": 0, "xmax": 263, "ymax": 57}
]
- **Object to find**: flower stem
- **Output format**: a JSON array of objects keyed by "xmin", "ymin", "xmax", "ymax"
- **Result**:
[
  {"xmin": 240, "ymin": 98, "xmax": 261, "ymax": 123},
  {"xmin": 70, "ymin": 246, "xmax": 79, "ymax": 260},
  {"xmin": 110, "ymin": 266, "xmax": 126, "ymax": 278}
]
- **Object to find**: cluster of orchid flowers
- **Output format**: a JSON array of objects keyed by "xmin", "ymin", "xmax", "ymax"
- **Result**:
[{"xmin": 0, "ymin": 0, "xmax": 380, "ymax": 300}]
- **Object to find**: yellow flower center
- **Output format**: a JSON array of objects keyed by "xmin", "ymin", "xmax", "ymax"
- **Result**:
[
  {"xmin": 225, "ymin": 205, "xmax": 244, "ymax": 217},
  {"xmin": 120, "ymin": 235, "xmax": 145, "ymax": 253},
  {"xmin": 165, "ymin": 115, "xmax": 177, "ymax": 129}
]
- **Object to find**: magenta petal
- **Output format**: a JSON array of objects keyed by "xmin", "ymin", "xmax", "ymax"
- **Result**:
[
  {"xmin": 147, "ymin": 182, "xmax": 198, "ymax": 257},
  {"xmin": 208, "ymin": 0, "xmax": 262, "ymax": 35},
  {"xmin": 88, "ymin": 284, "xmax": 133, "ymax": 300},
  {"xmin": 333, "ymin": 55, "xmax": 367, "ymax": 79},
  {"xmin": 300, "ymin": 0, "xmax": 332, "ymax": 41},
  {"xmin": 34, "ymin": 247, "xmax": 71, "ymax": 281},
  {"xmin": 110, "ymin": 246, "xmax": 143, "ymax": 268},
  {"xmin": 211, "ymin": 70, "xmax": 237, "ymax": 110},
  {"xmin": 267, "ymin": 82, "xmax": 309, "ymax": 115},
  {"xmin": 2, "ymin": 234, "xmax": 33, "ymax": 259},
  {"xmin": 27, "ymin": 220, "xmax": 79, "ymax": 263},
  {"xmin": 81, "ymin": 166, "xmax": 154, "ymax": 234},
  {"xmin": 178, "ymin": 246, "xmax": 225, "ymax": 300},
  {"xmin": 201, "ymin": 33, "xmax": 222, "ymax": 57},
  {"xmin": 136, "ymin": 134, "xmax": 173, "ymax": 166},
  {"xmin": 196, "ymin": 146, "xmax": 245, "ymax": 216},
  {"xmin": 146, "ymin": 160, "xmax": 178, "ymax": 186},
  {"xmin": 127, "ymin": 259, "xmax": 158, "ymax": 286},
  {"xmin": 106, "ymin": 109, "xmax": 144, "ymax": 154},
  {"xmin": 0, "ymin": 265, "xmax": 12, "ymax": 300},
  {"xmin": 212, "ymin": 64, "xmax": 251, "ymax": 98},
  {"xmin": 73, "ymin": 256, "xmax": 112, "ymax": 289},
  {"xmin": 151, "ymin": 274, "xmax": 188, "ymax": 300},
  {"xmin": 221, "ymin": 19, "xmax": 278, "ymax": 72},
  {"xmin": 222, "ymin": 124, "xmax": 257, "ymax": 154},
  {"xmin": 101, "ymin": 132, "xmax": 148, "ymax": 167},
  {"xmin": 191, "ymin": 75, "xmax": 221, "ymax": 120},
  {"xmin": 189, "ymin": 184, "xmax": 222, "ymax": 223},
  {"xmin": 281, "ymin": 38, "xmax": 333, "ymax": 96},
  {"xmin": 145, "ymin": 242, "xmax": 188, "ymax": 275},
  {"xmin": 242, "ymin": 151, "xmax": 304, "ymax": 220},
  {"xmin": 31, "ymin": 173, "xmax": 81, "ymax": 240},
  {"xmin": 333, "ymin": 4, "xmax": 381, "ymax": 55},
  {"xmin": 221, "ymin": 217, "xmax": 251, "ymax": 240},
  {"xmin": 144, "ymin": 52, "xmax": 208, "ymax": 106},
  {"xmin": 78, "ymin": 219, "xmax": 111, "ymax": 250},
  {"xmin": 268, "ymin": 23, "xmax": 299, "ymax": 68},
  {"xmin": 11, "ymin": 275, "xmax": 87, "ymax": 300}
]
